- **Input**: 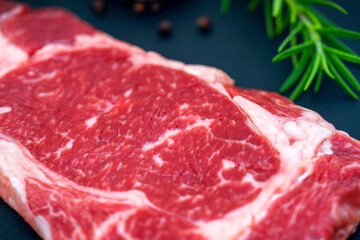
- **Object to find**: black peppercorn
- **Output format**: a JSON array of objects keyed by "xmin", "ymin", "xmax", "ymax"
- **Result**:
[
  {"xmin": 158, "ymin": 20, "xmax": 173, "ymax": 37},
  {"xmin": 151, "ymin": 2, "xmax": 161, "ymax": 12},
  {"xmin": 91, "ymin": 0, "xmax": 106, "ymax": 15},
  {"xmin": 133, "ymin": 2, "xmax": 145, "ymax": 14},
  {"xmin": 197, "ymin": 15, "xmax": 212, "ymax": 33}
]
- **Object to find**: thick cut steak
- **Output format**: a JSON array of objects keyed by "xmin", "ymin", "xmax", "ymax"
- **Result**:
[{"xmin": 1, "ymin": 1, "xmax": 360, "ymax": 240}]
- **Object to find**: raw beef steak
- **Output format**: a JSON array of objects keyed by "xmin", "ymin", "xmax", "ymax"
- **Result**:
[{"xmin": 1, "ymin": 1, "xmax": 360, "ymax": 240}]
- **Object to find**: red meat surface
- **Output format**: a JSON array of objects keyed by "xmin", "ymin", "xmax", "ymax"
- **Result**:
[{"xmin": 0, "ymin": 1, "xmax": 360, "ymax": 239}]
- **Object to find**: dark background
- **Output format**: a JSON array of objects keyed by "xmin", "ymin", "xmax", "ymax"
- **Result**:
[{"xmin": 1, "ymin": 0, "xmax": 359, "ymax": 239}]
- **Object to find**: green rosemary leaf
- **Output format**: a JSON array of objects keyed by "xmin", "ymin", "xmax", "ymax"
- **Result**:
[
  {"xmin": 308, "ymin": 6, "xmax": 337, "ymax": 27},
  {"xmin": 323, "ymin": 45, "xmax": 360, "ymax": 64},
  {"xmin": 302, "ymin": 29, "xmax": 310, "ymax": 41},
  {"xmin": 320, "ymin": 52, "xmax": 334, "ymax": 78},
  {"xmin": 273, "ymin": 41, "xmax": 314, "ymax": 62},
  {"xmin": 272, "ymin": 0, "xmax": 283, "ymax": 17},
  {"xmin": 322, "ymin": 35, "xmax": 357, "ymax": 56},
  {"xmin": 318, "ymin": 27, "xmax": 360, "ymax": 40},
  {"xmin": 304, "ymin": 0, "xmax": 347, "ymax": 15},
  {"xmin": 316, "ymin": 43, "xmax": 334, "ymax": 78},
  {"xmin": 247, "ymin": 0, "xmax": 263, "ymax": 12},
  {"xmin": 328, "ymin": 54, "xmax": 360, "ymax": 91},
  {"xmin": 278, "ymin": 21, "xmax": 303, "ymax": 52},
  {"xmin": 328, "ymin": 60, "xmax": 359, "ymax": 100},
  {"xmin": 291, "ymin": 38, "xmax": 299, "ymax": 67},
  {"xmin": 279, "ymin": 50, "xmax": 312, "ymax": 93},
  {"xmin": 275, "ymin": 8, "xmax": 290, "ymax": 35},
  {"xmin": 220, "ymin": 0, "xmax": 233, "ymax": 14},
  {"xmin": 275, "ymin": 5, "xmax": 283, "ymax": 33},
  {"xmin": 290, "ymin": 56, "xmax": 315, "ymax": 101},
  {"xmin": 314, "ymin": 69, "xmax": 323, "ymax": 92},
  {"xmin": 290, "ymin": 4, "xmax": 297, "ymax": 24},
  {"xmin": 304, "ymin": 50, "xmax": 322, "ymax": 90},
  {"xmin": 264, "ymin": 0, "xmax": 274, "ymax": 39}
]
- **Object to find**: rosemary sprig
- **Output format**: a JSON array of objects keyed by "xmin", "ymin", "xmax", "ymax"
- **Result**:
[{"xmin": 221, "ymin": 0, "xmax": 360, "ymax": 101}]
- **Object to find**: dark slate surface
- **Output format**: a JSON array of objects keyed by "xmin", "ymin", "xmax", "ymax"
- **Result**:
[{"xmin": 0, "ymin": 0, "xmax": 359, "ymax": 239}]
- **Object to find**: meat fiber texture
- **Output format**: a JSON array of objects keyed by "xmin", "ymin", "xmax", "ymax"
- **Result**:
[{"xmin": 1, "ymin": 1, "xmax": 360, "ymax": 240}]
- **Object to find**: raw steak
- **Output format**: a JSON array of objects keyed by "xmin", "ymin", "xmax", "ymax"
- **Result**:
[{"xmin": 1, "ymin": 1, "xmax": 360, "ymax": 240}]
